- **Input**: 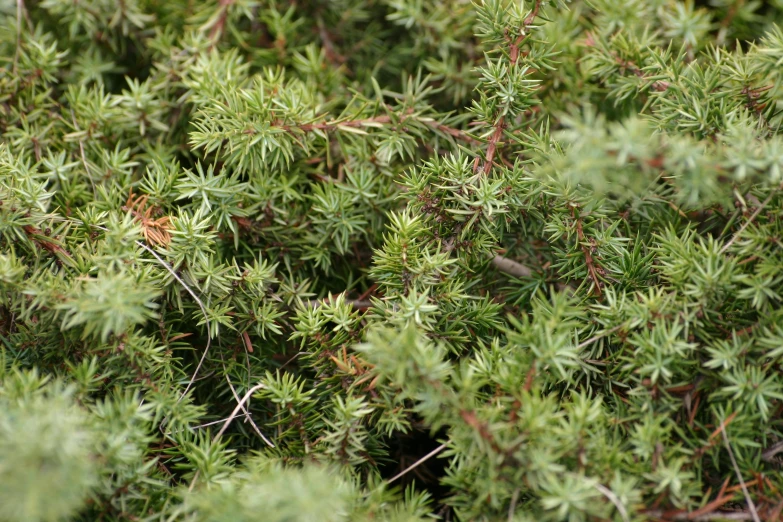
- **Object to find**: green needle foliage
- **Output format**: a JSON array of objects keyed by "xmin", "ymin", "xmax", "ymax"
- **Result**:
[{"xmin": 2, "ymin": 0, "xmax": 783, "ymax": 520}]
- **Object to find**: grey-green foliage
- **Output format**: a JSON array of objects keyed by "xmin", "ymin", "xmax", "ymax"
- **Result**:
[
  {"xmin": 3, "ymin": 0, "xmax": 783, "ymax": 520},
  {"xmin": 0, "ymin": 373, "xmax": 97, "ymax": 522}
]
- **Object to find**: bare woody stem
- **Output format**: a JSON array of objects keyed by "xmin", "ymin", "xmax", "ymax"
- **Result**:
[
  {"xmin": 492, "ymin": 255, "xmax": 533, "ymax": 278},
  {"xmin": 479, "ymin": 0, "xmax": 543, "ymax": 176},
  {"xmin": 207, "ymin": 0, "xmax": 234, "ymax": 48},
  {"xmin": 571, "ymin": 206, "xmax": 603, "ymax": 297},
  {"xmin": 268, "ymin": 110, "xmax": 478, "ymax": 144}
]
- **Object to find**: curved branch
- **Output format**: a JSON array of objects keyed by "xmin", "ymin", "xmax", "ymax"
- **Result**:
[{"xmin": 492, "ymin": 255, "xmax": 533, "ymax": 278}]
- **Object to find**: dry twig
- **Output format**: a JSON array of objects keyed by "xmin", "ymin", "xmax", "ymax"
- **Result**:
[
  {"xmin": 720, "ymin": 184, "xmax": 782, "ymax": 254},
  {"xmin": 492, "ymin": 255, "xmax": 533, "ymax": 278},
  {"xmin": 387, "ymin": 442, "xmax": 448, "ymax": 484},
  {"xmin": 720, "ymin": 421, "xmax": 761, "ymax": 522}
]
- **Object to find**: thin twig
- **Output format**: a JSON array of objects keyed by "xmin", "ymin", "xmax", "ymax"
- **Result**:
[
  {"xmin": 720, "ymin": 422, "xmax": 761, "ymax": 522},
  {"xmin": 192, "ymin": 414, "xmax": 252, "ymax": 430},
  {"xmin": 577, "ymin": 325, "xmax": 623, "ymax": 350},
  {"xmin": 594, "ymin": 483, "xmax": 630, "ymax": 522},
  {"xmin": 666, "ymin": 512, "xmax": 755, "ymax": 521},
  {"xmin": 678, "ymin": 480, "xmax": 735, "ymax": 522},
  {"xmin": 720, "ymin": 185, "xmax": 781, "ymax": 254},
  {"xmin": 221, "ymin": 357, "xmax": 274, "ymax": 447},
  {"xmin": 508, "ymin": 488, "xmax": 520, "ymax": 522},
  {"xmin": 188, "ymin": 471, "xmax": 200, "ymax": 493},
  {"xmin": 387, "ymin": 442, "xmax": 448, "ymax": 484},
  {"xmin": 278, "ymin": 351, "xmax": 305, "ymax": 371},
  {"xmin": 214, "ymin": 383, "xmax": 268, "ymax": 440},
  {"xmin": 761, "ymin": 440, "xmax": 783, "ymax": 462},
  {"xmin": 572, "ymin": 206, "xmax": 602, "ymax": 297},
  {"xmin": 646, "ymin": 508, "xmax": 755, "ymax": 520},
  {"xmin": 132, "ymin": 240, "xmax": 212, "ymax": 404}
]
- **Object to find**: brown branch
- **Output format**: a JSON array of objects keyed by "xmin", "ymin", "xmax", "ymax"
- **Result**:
[
  {"xmin": 207, "ymin": 0, "xmax": 234, "ymax": 49},
  {"xmin": 652, "ymin": 511, "xmax": 756, "ymax": 521},
  {"xmin": 356, "ymin": 283, "xmax": 379, "ymax": 301},
  {"xmin": 478, "ymin": 0, "xmax": 542, "ymax": 176},
  {"xmin": 508, "ymin": 0, "xmax": 543, "ymax": 66},
  {"xmin": 719, "ymin": 0, "xmax": 745, "ymax": 32},
  {"xmin": 459, "ymin": 409, "xmax": 505, "ymax": 455},
  {"xmin": 431, "ymin": 121, "xmax": 480, "ymax": 144},
  {"xmin": 677, "ymin": 478, "xmax": 734, "ymax": 521},
  {"xmin": 523, "ymin": 362, "xmax": 536, "ymax": 392},
  {"xmin": 571, "ymin": 207, "xmax": 602, "ymax": 297},
  {"xmin": 241, "ymin": 330, "xmax": 254, "ymax": 354},
  {"xmin": 492, "ymin": 254, "xmax": 533, "ymax": 278},
  {"xmin": 481, "ymin": 119, "xmax": 505, "ymax": 175},
  {"xmin": 22, "ymin": 225, "xmax": 73, "ymax": 259},
  {"xmin": 317, "ymin": 16, "xmax": 346, "ymax": 67}
]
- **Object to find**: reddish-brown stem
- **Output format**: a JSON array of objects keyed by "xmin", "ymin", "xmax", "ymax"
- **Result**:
[
  {"xmin": 208, "ymin": 0, "xmax": 234, "ymax": 49},
  {"xmin": 523, "ymin": 362, "xmax": 536, "ymax": 392},
  {"xmin": 675, "ymin": 479, "xmax": 734, "ymax": 520},
  {"xmin": 356, "ymin": 283, "xmax": 379, "ymax": 301},
  {"xmin": 482, "ymin": 118, "xmax": 505, "ymax": 174},
  {"xmin": 459, "ymin": 409, "xmax": 505, "ymax": 455},
  {"xmin": 720, "ymin": 0, "xmax": 744, "ymax": 30},
  {"xmin": 479, "ymin": 0, "xmax": 542, "ymax": 175},
  {"xmin": 571, "ymin": 208, "xmax": 602, "ymax": 297},
  {"xmin": 241, "ymin": 331, "xmax": 254, "ymax": 354},
  {"xmin": 508, "ymin": 0, "xmax": 542, "ymax": 67},
  {"xmin": 22, "ymin": 225, "xmax": 73, "ymax": 259},
  {"xmin": 317, "ymin": 16, "xmax": 346, "ymax": 66}
]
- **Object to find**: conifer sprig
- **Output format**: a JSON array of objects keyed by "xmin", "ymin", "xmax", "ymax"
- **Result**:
[{"xmin": 3, "ymin": 0, "xmax": 783, "ymax": 521}]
